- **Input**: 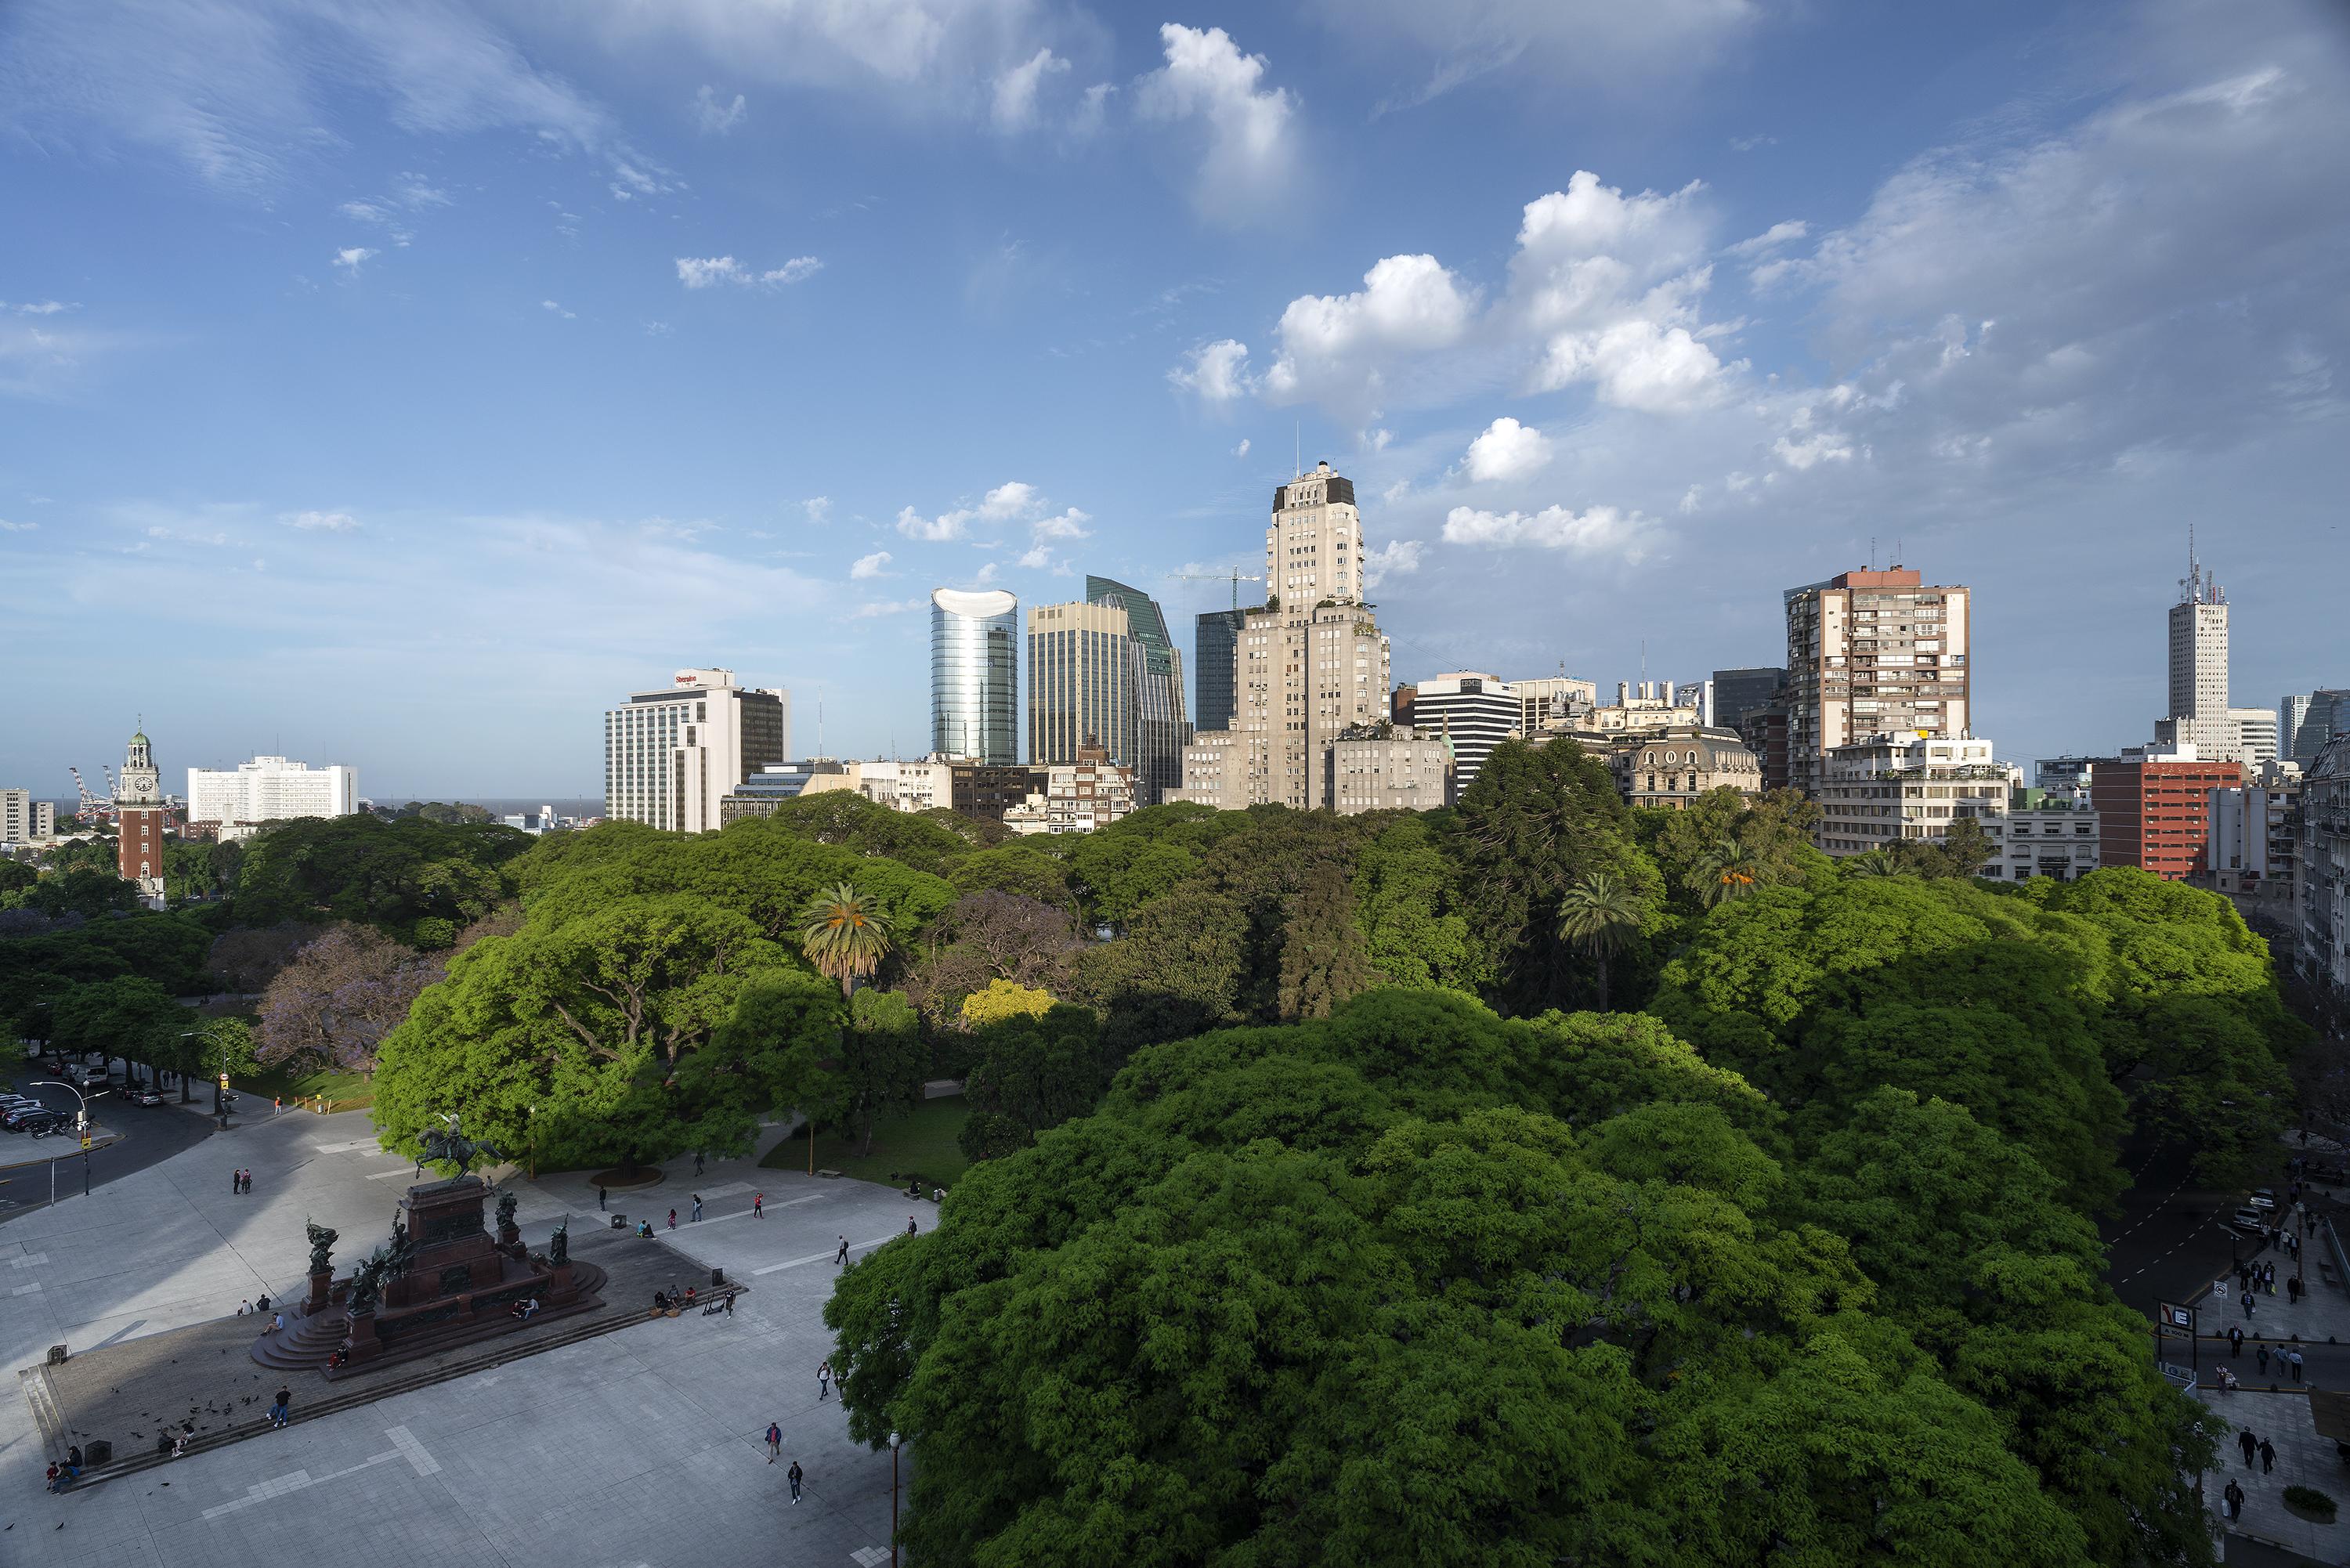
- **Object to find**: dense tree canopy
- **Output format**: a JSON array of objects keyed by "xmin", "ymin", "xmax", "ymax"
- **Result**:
[{"xmin": 233, "ymin": 813, "xmax": 534, "ymax": 946}]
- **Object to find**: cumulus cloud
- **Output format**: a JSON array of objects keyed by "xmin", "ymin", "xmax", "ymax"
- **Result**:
[
  {"xmin": 1233, "ymin": 437, "xmax": 1251, "ymax": 456},
  {"xmin": 287, "ymin": 510, "xmax": 360, "ymax": 531},
  {"xmin": 1134, "ymin": 24, "xmax": 1297, "ymax": 216},
  {"xmin": 694, "ymin": 85, "xmax": 747, "ymax": 135},
  {"xmin": 1459, "ymin": 416, "xmax": 1553, "ymax": 482},
  {"xmin": 1170, "ymin": 338, "xmax": 1257, "ymax": 404},
  {"xmin": 992, "ymin": 48, "xmax": 1069, "ymax": 131},
  {"xmin": 895, "ymin": 480, "xmax": 1086, "ymax": 548},
  {"xmin": 1362, "ymin": 537, "xmax": 1423, "ymax": 586},
  {"xmin": 1261, "ymin": 254, "xmax": 1477, "ymax": 417},
  {"xmin": 850, "ymin": 549, "xmax": 892, "ymax": 579},
  {"xmin": 1441, "ymin": 503, "xmax": 1660, "ymax": 562},
  {"xmin": 1535, "ymin": 317, "xmax": 1726, "ymax": 411},
  {"xmin": 676, "ymin": 255, "xmax": 822, "ymax": 288}
]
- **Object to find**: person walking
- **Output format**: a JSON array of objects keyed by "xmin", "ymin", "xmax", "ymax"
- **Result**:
[
  {"xmin": 2265, "ymin": 1261, "xmax": 2278, "ymax": 1295},
  {"xmin": 694, "ymin": 1152, "xmax": 705, "ymax": 1176},
  {"xmin": 906, "ymin": 1215, "xmax": 917, "ymax": 1236},
  {"xmin": 2260, "ymin": 1436, "xmax": 2277, "ymax": 1474},
  {"xmin": 2229, "ymin": 1324, "xmax": 2246, "ymax": 1357},
  {"xmin": 724, "ymin": 1290, "xmax": 735, "ymax": 1317},
  {"xmin": 786, "ymin": 1460, "xmax": 804, "ymax": 1505},
  {"xmin": 753, "ymin": 1192, "xmax": 763, "ymax": 1219},
  {"xmin": 667, "ymin": 1208, "xmax": 678, "ymax": 1230},
  {"xmin": 691, "ymin": 1194, "xmax": 703, "ymax": 1223},
  {"xmin": 598, "ymin": 1186, "xmax": 607, "ymax": 1212},
  {"xmin": 2243, "ymin": 1289, "xmax": 2258, "ymax": 1320},
  {"xmin": 2239, "ymin": 1427, "xmax": 2258, "ymax": 1465},
  {"xmin": 2290, "ymin": 1274, "xmax": 2304, "ymax": 1305},
  {"xmin": 818, "ymin": 1360, "xmax": 833, "ymax": 1400},
  {"xmin": 2290, "ymin": 1348, "xmax": 2306, "ymax": 1382},
  {"xmin": 835, "ymin": 1235, "xmax": 849, "ymax": 1265},
  {"xmin": 273, "ymin": 1094, "xmax": 282, "ymax": 1117},
  {"xmin": 2258, "ymin": 1344, "xmax": 2271, "ymax": 1376},
  {"xmin": 765, "ymin": 1422, "xmax": 782, "ymax": 1462},
  {"xmin": 2225, "ymin": 1479, "xmax": 2245, "ymax": 1521}
]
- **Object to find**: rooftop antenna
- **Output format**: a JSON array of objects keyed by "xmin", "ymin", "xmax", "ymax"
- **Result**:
[
  {"xmin": 1294, "ymin": 421, "xmax": 1300, "ymax": 481},
  {"xmin": 1869, "ymin": 536, "xmax": 1876, "ymax": 570}
]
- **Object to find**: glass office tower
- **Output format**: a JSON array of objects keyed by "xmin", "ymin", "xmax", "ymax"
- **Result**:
[
  {"xmin": 931, "ymin": 587, "xmax": 1020, "ymax": 764},
  {"xmin": 1086, "ymin": 575, "xmax": 1190, "ymax": 805},
  {"xmin": 1194, "ymin": 608, "xmax": 1246, "ymax": 735}
]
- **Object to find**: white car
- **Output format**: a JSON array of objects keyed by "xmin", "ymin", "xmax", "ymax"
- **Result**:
[
  {"xmin": 68, "ymin": 1064, "xmax": 110, "ymax": 1089},
  {"xmin": 2247, "ymin": 1190, "xmax": 2279, "ymax": 1212}
]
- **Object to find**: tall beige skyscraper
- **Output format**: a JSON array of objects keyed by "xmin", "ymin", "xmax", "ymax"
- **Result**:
[
  {"xmin": 1783, "ymin": 567, "xmax": 1972, "ymax": 798},
  {"xmin": 2159, "ymin": 537, "xmax": 2235, "ymax": 757},
  {"xmin": 1178, "ymin": 462, "xmax": 1392, "ymax": 810}
]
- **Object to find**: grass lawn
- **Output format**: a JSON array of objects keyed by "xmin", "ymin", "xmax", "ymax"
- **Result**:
[
  {"xmin": 235, "ymin": 1062, "xmax": 377, "ymax": 1113},
  {"xmin": 762, "ymin": 1095, "xmax": 971, "ymax": 1190}
]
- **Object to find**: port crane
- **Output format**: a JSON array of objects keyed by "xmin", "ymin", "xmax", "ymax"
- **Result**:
[{"xmin": 1170, "ymin": 567, "xmax": 1265, "ymax": 610}]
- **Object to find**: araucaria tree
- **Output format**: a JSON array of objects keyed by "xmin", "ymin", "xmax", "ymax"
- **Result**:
[{"xmin": 800, "ymin": 881, "xmax": 893, "ymax": 999}]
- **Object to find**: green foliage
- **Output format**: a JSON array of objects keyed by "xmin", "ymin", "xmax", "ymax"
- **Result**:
[
  {"xmin": 20, "ymin": 868, "xmax": 142, "ymax": 919},
  {"xmin": 800, "ymin": 880, "xmax": 895, "ymax": 998},
  {"xmin": 1352, "ymin": 815, "xmax": 1486, "ymax": 992},
  {"xmin": 2283, "ymin": 1486, "xmax": 2337, "ymax": 1519},
  {"xmin": 1275, "ymin": 861, "xmax": 1376, "ymax": 1020},
  {"xmin": 1072, "ymin": 883, "xmax": 1245, "ymax": 1054},
  {"xmin": 163, "ymin": 836, "xmax": 240, "ymax": 902},
  {"xmin": 840, "ymin": 987, "xmax": 928, "ymax": 1156},
  {"xmin": 753, "ymin": 790, "xmax": 977, "ymax": 879},
  {"xmin": 0, "ymin": 860, "xmax": 38, "ymax": 898},
  {"xmin": 958, "ymin": 1003, "xmax": 1109, "ymax": 1160},
  {"xmin": 1063, "ymin": 830, "xmax": 1200, "ymax": 931},
  {"xmin": 946, "ymin": 844, "xmax": 1072, "ymax": 909},
  {"xmin": 42, "ymin": 837, "xmax": 121, "ymax": 878},
  {"xmin": 48, "ymin": 976, "xmax": 197, "ymax": 1070},
  {"xmin": 232, "ymin": 813, "xmax": 533, "ymax": 945}
]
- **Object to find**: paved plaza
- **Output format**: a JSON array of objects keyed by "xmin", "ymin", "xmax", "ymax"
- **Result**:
[{"xmin": 2, "ymin": 1104, "xmax": 927, "ymax": 1566}]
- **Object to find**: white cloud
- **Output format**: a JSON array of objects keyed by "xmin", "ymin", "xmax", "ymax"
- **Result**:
[
  {"xmin": 694, "ymin": 85, "xmax": 747, "ymax": 135},
  {"xmin": 992, "ymin": 48, "xmax": 1069, "ymax": 132},
  {"xmin": 1772, "ymin": 431, "xmax": 1855, "ymax": 470},
  {"xmin": 1364, "ymin": 427, "xmax": 1394, "ymax": 452},
  {"xmin": 1261, "ymin": 254, "xmax": 1477, "ymax": 417},
  {"xmin": 1170, "ymin": 338, "xmax": 1257, "ymax": 404},
  {"xmin": 1536, "ymin": 318, "xmax": 1726, "ymax": 412},
  {"xmin": 1030, "ymin": 507, "xmax": 1091, "ymax": 540},
  {"xmin": 1726, "ymin": 219, "xmax": 1808, "ymax": 257},
  {"xmin": 1459, "ymin": 416, "xmax": 1553, "ymax": 482},
  {"xmin": 896, "ymin": 505, "xmax": 961, "ymax": 542},
  {"xmin": 973, "ymin": 562, "xmax": 1001, "ymax": 584},
  {"xmin": 802, "ymin": 497, "xmax": 831, "ymax": 522},
  {"xmin": 895, "ymin": 480, "xmax": 1079, "ymax": 544},
  {"xmin": 1134, "ymin": 24, "xmax": 1297, "ymax": 217},
  {"xmin": 341, "ymin": 200, "xmax": 394, "ymax": 225},
  {"xmin": 1015, "ymin": 544, "xmax": 1053, "ymax": 569},
  {"xmin": 1233, "ymin": 437, "xmax": 1251, "ymax": 456},
  {"xmin": 850, "ymin": 550, "xmax": 892, "ymax": 579},
  {"xmin": 1323, "ymin": 0, "xmax": 1762, "ymax": 110},
  {"xmin": 9, "ymin": 301, "xmax": 74, "ymax": 316},
  {"xmin": 0, "ymin": 518, "xmax": 37, "ymax": 532},
  {"xmin": 676, "ymin": 255, "xmax": 822, "ymax": 288},
  {"xmin": 287, "ymin": 510, "xmax": 360, "ymax": 532},
  {"xmin": 1362, "ymin": 537, "xmax": 1423, "ymax": 586},
  {"xmin": 1441, "ymin": 503, "xmax": 1660, "ymax": 562},
  {"xmin": 850, "ymin": 597, "xmax": 926, "ymax": 619},
  {"xmin": 332, "ymin": 247, "xmax": 377, "ymax": 273},
  {"xmin": 541, "ymin": 299, "xmax": 576, "ymax": 319}
]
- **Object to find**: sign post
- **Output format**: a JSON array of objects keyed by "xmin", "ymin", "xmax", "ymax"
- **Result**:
[{"xmin": 2156, "ymin": 1300, "xmax": 2198, "ymax": 1388}]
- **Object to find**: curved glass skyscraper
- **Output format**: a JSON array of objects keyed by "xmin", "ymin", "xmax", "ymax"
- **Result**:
[{"xmin": 931, "ymin": 587, "xmax": 1020, "ymax": 764}]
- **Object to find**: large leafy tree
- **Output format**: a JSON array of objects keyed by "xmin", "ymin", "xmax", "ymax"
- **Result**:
[
  {"xmin": 233, "ymin": 813, "xmax": 533, "ymax": 946},
  {"xmin": 957, "ymin": 1003, "xmax": 1109, "ymax": 1162},
  {"xmin": 839, "ymin": 986, "xmax": 929, "ymax": 1155},
  {"xmin": 255, "ymin": 923, "xmax": 444, "ymax": 1076},
  {"xmin": 1351, "ymin": 814, "xmax": 1486, "ymax": 992},
  {"xmin": 1276, "ymin": 861, "xmax": 1376, "ymax": 1020}
]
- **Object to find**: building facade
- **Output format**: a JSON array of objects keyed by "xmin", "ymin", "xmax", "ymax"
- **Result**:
[
  {"xmin": 1784, "ymin": 568, "xmax": 1972, "ymax": 797},
  {"xmin": 2091, "ymin": 756, "xmax": 2244, "ymax": 880},
  {"xmin": 2283, "ymin": 693, "xmax": 2316, "ymax": 763},
  {"xmin": 2163, "ymin": 544, "xmax": 2235, "ymax": 758},
  {"xmin": 116, "ymin": 728, "xmax": 167, "ymax": 905},
  {"xmin": 718, "ymin": 761, "xmax": 850, "ymax": 823},
  {"xmin": 2301, "ymin": 735, "xmax": 2350, "ymax": 997},
  {"xmin": 1264, "ymin": 459, "xmax": 1364, "ymax": 605},
  {"xmin": 2229, "ymin": 707, "xmax": 2279, "ymax": 768},
  {"xmin": 1515, "ymin": 674, "xmax": 1599, "ymax": 735},
  {"xmin": 931, "ymin": 588, "xmax": 1020, "ymax": 765},
  {"xmin": 1814, "ymin": 733, "xmax": 2011, "ymax": 862},
  {"xmin": 1406, "ymin": 673, "xmax": 1519, "ymax": 789},
  {"xmin": 1737, "ymin": 702, "xmax": 1791, "ymax": 794},
  {"xmin": 1328, "ymin": 724, "xmax": 1455, "ymax": 814},
  {"xmin": 2204, "ymin": 775, "xmax": 2301, "ymax": 914},
  {"xmin": 603, "ymin": 667, "xmax": 790, "ymax": 834},
  {"xmin": 187, "ymin": 754, "xmax": 359, "ymax": 836},
  {"xmin": 1983, "ymin": 792, "xmax": 2100, "ymax": 882},
  {"xmin": 1712, "ymin": 667, "xmax": 1787, "ymax": 728},
  {"xmin": 1029, "ymin": 598, "xmax": 1136, "ymax": 772},
  {"xmin": 1592, "ymin": 682, "xmax": 1704, "ymax": 734},
  {"xmin": 1193, "ymin": 607, "xmax": 1246, "ymax": 737},
  {"xmin": 1001, "ymin": 753, "xmax": 1137, "ymax": 835},
  {"xmin": 2294, "ymin": 690, "xmax": 2350, "ymax": 766},
  {"xmin": 0, "ymin": 790, "xmax": 55, "ymax": 844},
  {"xmin": 1598, "ymin": 725, "xmax": 1763, "ymax": 810},
  {"xmin": 1087, "ymin": 576, "xmax": 1188, "ymax": 806}
]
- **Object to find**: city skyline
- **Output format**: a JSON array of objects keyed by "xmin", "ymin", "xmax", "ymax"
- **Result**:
[{"xmin": 4, "ymin": 1, "xmax": 2347, "ymax": 793}]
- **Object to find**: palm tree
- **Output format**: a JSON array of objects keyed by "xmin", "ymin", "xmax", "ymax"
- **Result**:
[
  {"xmin": 1846, "ymin": 848, "xmax": 1900, "ymax": 877},
  {"xmin": 1555, "ymin": 872, "xmax": 1645, "ymax": 1012},
  {"xmin": 1694, "ymin": 836, "xmax": 1762, "ymax": 909},
  {"xmin": 799, "ymin": 882, "xmax": 893, "ymax": 999}
]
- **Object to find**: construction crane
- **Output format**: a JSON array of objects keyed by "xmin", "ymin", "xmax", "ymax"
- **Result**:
[
  {"xmin": 67, "ymin": 767, "xmax": 99, "ymax": 822},
  {"xmin": 1170, "ymin": 567, "xmax": 1265, "ymax": 610}
]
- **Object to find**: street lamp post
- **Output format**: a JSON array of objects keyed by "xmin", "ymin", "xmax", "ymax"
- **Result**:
[
  {"xmin": 889, "ymin": 1431, "xmax": 902, "ymax": 1568},
  {"xmin": 29, "ymin": 1079, "xmax": 101, "ymax": 1199}
]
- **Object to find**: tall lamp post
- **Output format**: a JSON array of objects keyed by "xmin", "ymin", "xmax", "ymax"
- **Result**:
[
  {"xmin": 29, "ymin": 1079, "xmax": 101, "ymax": 1199},
  {"xmin": 889, "ymin": 1431, "xmax": 902, "ymax": 1568}
]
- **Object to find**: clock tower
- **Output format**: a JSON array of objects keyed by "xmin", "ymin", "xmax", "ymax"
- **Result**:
[{"xmin": 116, "ymin": 726, "xmax": 167, "ymax": 907}]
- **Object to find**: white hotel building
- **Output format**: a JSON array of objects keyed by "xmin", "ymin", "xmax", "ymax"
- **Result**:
[
  {"xmin": 605, "ymin": 668, "xmax": 790, "ymax": 834},
  {"xmin": 187, "ymin": 755, "xmax": 359, "ymax": 840}
]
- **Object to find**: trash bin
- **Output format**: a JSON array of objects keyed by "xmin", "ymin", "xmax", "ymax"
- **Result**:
[
  {"xmin": 710, "ymin": 1266, "xmax": 725, "ymax": 1287},
  {"xmin": 84, "ymin": 1439, "xmax": 112, "ymax": 1466},
  {"xmin": 610, "ymin": 1214, "xmax": 627, "ymax": 1230}
]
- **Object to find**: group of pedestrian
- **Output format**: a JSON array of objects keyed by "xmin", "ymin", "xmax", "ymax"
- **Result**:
[
  {"xmin": 2236, "ymin": 1426, "xmax": 2279, "ymax": 1475},
  {"xmin": 230, "ymin": 1168, "xmax": 254, "ymax": 1194},
  {"xmin": 762, "ymin": 1421, "xmax": 805, "ymax": 1501},
  {"xmin": 2223, "ymin": 1323, "xmax": 2307, "ymax": 1382},
  {"xmin": 2236, "ymin": 1258, "xmax": 2280, "ymax": 1297}
]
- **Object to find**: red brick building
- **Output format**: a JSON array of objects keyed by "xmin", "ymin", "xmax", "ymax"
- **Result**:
[
  {"xmin": 2092, "ymin": 757, "xmax": 2244, "ymax": 880},
  {"xmin": 114, "ymin": 728, "xmax": 167, "ymax": 905}
]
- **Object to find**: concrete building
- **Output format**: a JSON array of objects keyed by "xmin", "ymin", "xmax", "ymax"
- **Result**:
[
  {"xmin": 1737, "ymin": 702, "xmax": 1791, "ymax": 794},
  {"xmin": 187, "ymin": 755, "xmax": 360, "ymax": 839},
  {"xmin": 1029, "ymin": 598, "xmax": 1136, "ymax": 771},
  {"xmin": 2160, "ymin": 540, "xmax": 2235, "ymax": 759},
  {"xmin": 1176, "ymin": 463, "xmax": 1393, "ymax": 811},
  {"xmin": 1407, "ymin": 673, "xmax": 1519, "ymax": 789},
  {"xmin": 2283, "ymin": 693, "xmax": 2316, "ymax": 763},
  {"xmin": 1598, "ymin": 725, "xmax": 1763, "ymax": 810},
  {"xmin": 1516, "ymin": 674, "xmax": 1599, "ymax": 735},
  {"xmin": 1001, "ymin": 753, "xmax": 1137, "ymax": 835},
  {"xmin": 2091, "ymin": 754, "xmax": 2244, "ymax": 880},
  {"xmin": 1712, "ymin": 667, "xmax": 1787, "ymax": 729},
  {"xmin": 1193, "ymin": 608, "xmax": 1246, "ymax": 736},
  {"xmin": 2034, "ymin": 756, "xmax": 2103, "ymax": 807},
  {"xmin": 1591, "ymin": 682, "xmax": 1704, "ymax": 734},
  {"xmin": 799, "ymin": 757, "xmax": 1043, "ymax": 823},
  {"xmin": 1784, "ymin": 567, "xmax": 1972, "ymax": 797},
  {"xmin": 2204, "ymin": 771, "xmax": 2301, "ymax": 916},
  {"xmin": 603, "ymin": 667, "xmax": 790, "ymax": 834},
  {"xmin": 2231, "ymin": 707, "xmax": 2280, "ymax": 768},
  {"xmin": 1814, "ymin": 733, "xmax": 2012, "ymax": 862},
  {"xmin": 2301, "ymin": 734, "xmax": 2350, "ymax": 997},
  {"xmin": 1983, "ymin": 792, "xmax": 2100, "ymax": 882},
  {"xmin": 2293, "ymin": 690, "xmax": 2350, "ymax": 766},
  {"xmin": 717, "ymin": 761, "xmax": 850, "ymax": 824},
  {"xmin": 931, "ymin": 588, "xmax": 1020, "ymax": 765},
  {"xmin": 1329, "ymin": 724, "xmax": 1455, "ymax": 814},
  {"xmin": 1087, "ymin": 576, "xmax": 1189, "ymax": 806},
  {"xmin": 0, "ymin": 790, "xmax": 55, "ymax": 844}
]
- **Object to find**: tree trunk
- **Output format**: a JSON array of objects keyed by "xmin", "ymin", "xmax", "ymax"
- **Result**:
[{"xmin": 1596, "ymin": 956, "xmax": 1611, "ymax": 1013}]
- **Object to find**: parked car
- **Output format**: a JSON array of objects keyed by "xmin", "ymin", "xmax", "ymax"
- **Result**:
[
  {"xmin": 2248, "ymin": 1188, "xmax": 2280, "ymax": 1211},
  {"xmin": 68, "ymin": 1064, "xmax": 110, "ymax": 1089},
  {"xmin": 2230, "ymin": 1207, "xmax": 2269, "ymax": 1232},
  {"xmin": 127, "ymin": 1086, "xmax": 165, "ymax": 1107},
  {"xmin": 5, "ymin": 1108, "xmax": 62, "ymax": 1135}
]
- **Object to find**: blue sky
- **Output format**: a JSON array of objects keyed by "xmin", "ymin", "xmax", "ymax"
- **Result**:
[{"xmin": 4, "ymin": 0, "xmax": 2345, "ymax": 795}]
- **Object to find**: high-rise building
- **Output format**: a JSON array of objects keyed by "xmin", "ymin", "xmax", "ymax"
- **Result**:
[
  {"xmin": 2229, "ymin": 707, "xmax": 2279, "ymax": 769},
  {"xmin": 116, "ymin": 728, "xmax": 167, "ymax": 905},
  {"xmin": 2162, "ymin": 538, "xmax": 2233, "ymax": 757},
  {"xmin": 931, "ymin": 588, "xmax": 1020, "ymax": 764},
  {"xmin": 0, "ymin": 790, "xmax": 54, "ymax": 844},
  {"xmin": 1087, "ymin": 575, "xmax": 1190, "ymax": 805},
  {"xmin": 2283, "ymin": 693, "xmax": 2315, "ymax": 762},
  {"xmin": 603, "ymin": 668, "xmax": 790, "ymax": 833},
  {"xmin": 1712, "ymin": 667, "xmax": 1787, "ymax": 728},
  {"xmin": 1194, "ymin": 608, "xmax": 1247, "ymax": 735},
  {"xmin": 1029, "ymin": 598, "xmax": 1135, "ymax": 771},
  {"xmin": 2092, "ymin": 756, "xmax": 2244, "ymax": 880},
  {"xmin": 2301, "ymin": 734, "xmax": 2350, "ymax": 997},
  {"xmin": 1177, "ymin": 463, "xmax": 1393, "ymax": 810},
  {"xmin": 1784, "ymin": 567, "xmax": 1973, "ymax": 797},
  {"xmin": 2293, "ymin": 690, "xmax": 2350, "ymax": 765},
  {"xmin": 1406, "ymin": 673, "xmax": 1519, "ymax": 789},
  {"xmin": 187, "ymin": 755, "xmax": 359, "ymax": 838}
]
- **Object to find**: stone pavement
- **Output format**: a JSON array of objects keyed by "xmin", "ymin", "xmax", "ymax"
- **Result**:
[{"xmin": 2, "ymin": 1105, "xmax": 927, "ymax": 1564}]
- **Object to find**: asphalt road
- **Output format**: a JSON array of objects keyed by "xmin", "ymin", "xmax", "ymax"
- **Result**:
[
  {"xmin": 2102, "ymin": 1137, "xmax": 2253, "ymax": 1318},
  {"xmin": 0, "ymin": 1068, "xmax": 218, "ymax": 1219}
]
